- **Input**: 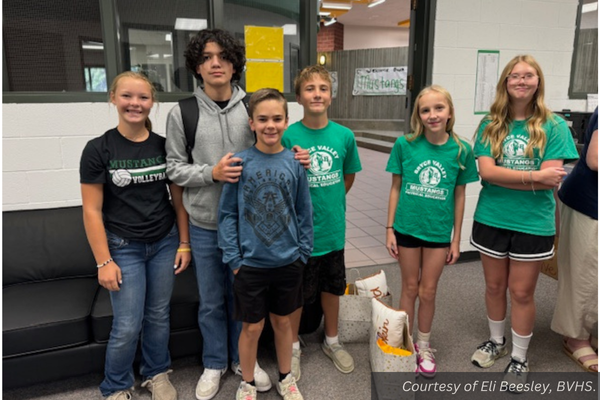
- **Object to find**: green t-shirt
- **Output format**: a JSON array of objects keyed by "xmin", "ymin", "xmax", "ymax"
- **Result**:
[
  {"xmin": 473, "ymin": 114, "xmax": 579, "ymax": 236},
  {"xmin": 386, "ymin": 134, "xmax": 479, "ymax": 243},
  {"xmin": 282, "ymin": 121, "xmax": 362, "ymax": 256}
]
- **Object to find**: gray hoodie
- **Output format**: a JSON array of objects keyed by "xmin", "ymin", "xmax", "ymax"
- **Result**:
[{"xmin": 165, "ymin": 85, "xmax": 255, "ymax": 230}]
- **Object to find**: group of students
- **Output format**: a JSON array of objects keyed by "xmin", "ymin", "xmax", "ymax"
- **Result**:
[{"xmin": 80, "ymin": 27, "xmax": 596, "ymax": 400}]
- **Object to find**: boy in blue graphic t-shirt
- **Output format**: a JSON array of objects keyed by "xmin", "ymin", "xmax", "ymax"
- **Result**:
[{"xmin": 218, "ymin": 88, "xmax": 313, "ymax": 400}]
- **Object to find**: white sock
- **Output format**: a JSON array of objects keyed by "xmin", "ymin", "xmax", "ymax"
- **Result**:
[
  {"xmin": 417, "ymin": 330, "xmax": 431, "ymax": 348},
  {"xmin": 292, "ymin": 341, "xmax": 300, "ymax": 350},
  {"xmin": 325, "ymin": 335, "xmax": 339, "ymax": 345},
  {"xmin": 511, "ymin": 328, "xmax": 532, "ymax": 362},
  {"xmin": 488, "ymin": 316, "xmax": 506, "ymax": 345}
]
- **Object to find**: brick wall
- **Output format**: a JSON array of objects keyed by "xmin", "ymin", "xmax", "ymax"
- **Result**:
[{"xmin": 317, "ymin": 22, "xmax": 344, "ymax": 51}]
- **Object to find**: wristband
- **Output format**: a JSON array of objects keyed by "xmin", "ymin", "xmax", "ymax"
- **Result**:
[
  {"xmin": 386, "ymin": 226, "xmax": 394, "ymax": 229},
  {"xmin": 97, "ymin": 258, "xmax": 113, "ymax": 269},
  {"xmin": 177, "ymin": 248, "xmax": 191, "ymax": 253},
  {"xmin": 179, "ymin": 241, "xmax": 191, "ymax": 245}
]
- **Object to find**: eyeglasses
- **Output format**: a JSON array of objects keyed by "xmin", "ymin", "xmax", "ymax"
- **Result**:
[{"xmin": 507, "ymin": 73, "xmax": 538, "ymax": 83}]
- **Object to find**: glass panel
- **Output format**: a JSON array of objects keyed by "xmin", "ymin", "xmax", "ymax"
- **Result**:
[
  {"xmin": 116, "ymin": 0, "xmax": 209, "ymax": 93},
  {"xmin": 571, "ymin": 0, "xmax": 598, "ymax": 95},
  {"xmin": 3, "ymin": 0, "xmax": 103, "ymax": 92},
  {"xmin": 223, "ymin": 0, "xmax": 301, "ymax": 93}
]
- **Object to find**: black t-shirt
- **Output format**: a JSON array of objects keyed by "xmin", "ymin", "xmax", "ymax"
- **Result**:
[{"xmin": 80, "ymin": 128, "xmax": 175, "ymax": 242}]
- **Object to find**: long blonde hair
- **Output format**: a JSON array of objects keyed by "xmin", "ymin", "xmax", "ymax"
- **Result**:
[
  {"xmin": 409, "ymin": 85, "xmax": 467, "ymax": 169},
  {"xmin": 478, "ymin": 55, "xmax": 552, "ymax": 159},
  {"xmin": 109, "ymin": 71, "xmax": 157, "ymax": 131}
]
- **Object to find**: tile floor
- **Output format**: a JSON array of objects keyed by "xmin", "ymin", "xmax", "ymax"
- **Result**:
[{"xmin": 344, "ymin": 147, "xmax": 397, "ymax": 268}]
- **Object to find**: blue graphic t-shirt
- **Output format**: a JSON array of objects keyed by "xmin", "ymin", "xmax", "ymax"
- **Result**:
[{"xmin": 217, "ymin": 146, "xmax": 313, "ymax": 271}]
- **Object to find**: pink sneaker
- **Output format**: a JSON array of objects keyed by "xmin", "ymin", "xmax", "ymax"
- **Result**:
[{"xmin": 415, "ymin": 342, "xmax": 437, "ymax": 378}]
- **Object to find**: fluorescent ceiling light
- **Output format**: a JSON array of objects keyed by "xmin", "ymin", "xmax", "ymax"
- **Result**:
[
  {"xmin": 368, "ymin": 0, "xmax": 386, "ymax": 7},
  {"xmin": 175, "ymin": 18, "xmax": 207, "ymax": 31},
  {"xmin": 324, "ymin": 18, "xmax": 337, "ymax": 26},
  {"xmin": 322, "ymin": 2, "xmax": 352, "ymax": 10},
  {"xmin": 82, "ymin": 42, "xmax": 104, "ymax": 51},
  {"xmin": 318, "ymin": 11, "xmax": 331, "ymax": 16},
  {"xmin": 165, "ymin": 33, "xmax": 172, "ymax": 42},
  {"xmin": 582, "ymin": 2, "xmax": 598, "ymax": 13},
  {"xmin": 282, "ymin": 24, "xmax": 297, "ymax": 35}
]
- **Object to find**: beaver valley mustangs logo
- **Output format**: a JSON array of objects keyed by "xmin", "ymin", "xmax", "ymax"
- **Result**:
[
  {"xmin": 307, "ymin": 146, "xmax": 342, "ymax": 188},
  {"xmin": 243, "ymin": 169, "xmax": 292, "ymax": 246},
  {"xmin": 404, "ymin": 159, "xmax": 448, "ymax": 201}
]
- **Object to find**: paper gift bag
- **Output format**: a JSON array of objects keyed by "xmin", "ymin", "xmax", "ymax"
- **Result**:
[
  {"xmin": 369, "ymin": 298, "xmax": 416, "ymax": 373},
  {"xmin": 338, "ymin": 283, "xmax": 392, "ymax": 343}
]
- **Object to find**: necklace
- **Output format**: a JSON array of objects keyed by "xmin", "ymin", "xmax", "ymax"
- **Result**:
[{"xmin": 120, "ymin": 130, "xmax": 149, "ymax": 142}]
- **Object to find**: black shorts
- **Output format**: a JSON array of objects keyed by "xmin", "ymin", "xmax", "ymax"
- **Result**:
[
  {"xmin": 303, "ymin": 249, "xmax": 346, "ymax": 304},
  {"xmin": 470, "ymin": 221, "xmax": 555, "ymax": 262},
  {"xmin": 233, "ymin": 259, "xmax": 304, "ymax": 323},
  {"xmin": 394, "ymin": 230, "xmax": 450, "ymax": 248}
]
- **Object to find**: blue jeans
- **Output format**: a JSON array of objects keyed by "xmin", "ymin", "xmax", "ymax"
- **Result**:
[
  {"xmin": 99, "ymin": 225, "xmax": 178, "ymax": 397},
  {"xmin": 190, "ymin": 224, "xmax": 241, "ymax": 369}
]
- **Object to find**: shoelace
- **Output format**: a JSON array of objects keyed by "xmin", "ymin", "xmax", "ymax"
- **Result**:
[
  {"xmin": 282, "ymin": 381, "xmax": 302, "ymax": 400},
  {"xmin": 507, "ymin": 359, "xmax": 527, "ymax": 375},
  {"xmin": 418, "ymin": 347, "xmax": 437, "ymax": 362},
  {"xmin": 239, "ymin": 383, "xmax": 256, "ymax": 400},
  {"xmin": 477, "ymin": 340, "xmax": 499, "ymax": 355},
  {"xmin": 201, "ymin": 369, "xmax": 223, "ymax": 383}
]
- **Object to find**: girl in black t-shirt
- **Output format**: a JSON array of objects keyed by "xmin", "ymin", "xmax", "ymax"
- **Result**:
[{"xmin": 80, "ymin": 72, "xmax": 191, "ymax": 400}]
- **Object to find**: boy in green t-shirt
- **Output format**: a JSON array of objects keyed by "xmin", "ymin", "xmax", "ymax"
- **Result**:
[{"xmin": 282, "ymin": 65, "xmax": 362, "ymax": 379}]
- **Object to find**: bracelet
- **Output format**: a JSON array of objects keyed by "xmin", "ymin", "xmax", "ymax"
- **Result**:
[
  {"xmin": 97, "ymin": 258, "xmax": 113, "ymax": 269},
  {"xmin": 386, "ymin": 226, "xmax": 394, "ymax": 229},
  {"xmin": 521, "ymin": 172, "xmax": 527, "ymax": 185},
  {"xmin": 177, "ymin": 248, "xmax": 191, "ymax": 253},
  {"xmin": 529, "ymin": 170, "xmax": 536, "ymax": 195},
  {"xmin": 179, "ymin": 241, "xmax": 190, "ymax": 245}
]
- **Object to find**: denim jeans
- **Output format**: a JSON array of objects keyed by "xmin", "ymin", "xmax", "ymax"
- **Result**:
[
  {"xmin": 99, "ymin": 224, "xmax": 178, "ymax": 397},
  {"xmin": 190, "ymin": 224, "xmax": 241, "ymax": 369}
]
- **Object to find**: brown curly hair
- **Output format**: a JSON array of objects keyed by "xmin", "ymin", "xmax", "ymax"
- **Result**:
[{"xmin": 184, "ymin": 29, "xmax": 246, "ymax": 83}]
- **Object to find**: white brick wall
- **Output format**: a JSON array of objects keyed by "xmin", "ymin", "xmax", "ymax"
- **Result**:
[
  {"xmin": 434, "ymin": 0, "xmax": 584, "ymax": 251},
  {"xmin": 2, "ymin": 102, "xmax": 304, "ymax": 211}
]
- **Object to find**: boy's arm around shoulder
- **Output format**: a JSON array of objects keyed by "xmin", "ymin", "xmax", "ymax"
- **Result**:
[
  {"xmin": 295, "ymin": 164, "xmax": 313, "ymax": 263},
  {"xmin": 217, "ymin": 181, "xmax": 243, "ymax": 272},
  {"xmin": 165, "ymin": 105, "xmax": 217, "ymax": 188}
]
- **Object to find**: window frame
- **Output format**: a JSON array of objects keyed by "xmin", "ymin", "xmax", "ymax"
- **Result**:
[{"xmin": 2, "ymin": 0, "xmax": 318, "ymax": 103}]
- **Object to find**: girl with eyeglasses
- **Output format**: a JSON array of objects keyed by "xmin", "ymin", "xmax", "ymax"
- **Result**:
[{"xmin": 469, "ymin": 55, "xmax": 578, "ymax": 388}]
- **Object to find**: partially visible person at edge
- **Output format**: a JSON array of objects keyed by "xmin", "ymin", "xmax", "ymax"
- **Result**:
[
  {"xmin": 282, "ymin": 65, "xmax": 362, "ymax": 380},
  {"xmin": 551, "ymin": 107, "xmax": 598, "ymax": 374},
  {"xmin": 385, "ymin": 85, "xmax": 479, "ymax": 378},
  {"xmin": 164, "ymin": 29, "xmax": 309, "ymax": 400},
  {"xmin": 80, "ymin": 71, "xmax": 191, "ymax": 400},
  {"xmin": 469, "ymin": 54, "xmax": 578, "ymax": 390}
]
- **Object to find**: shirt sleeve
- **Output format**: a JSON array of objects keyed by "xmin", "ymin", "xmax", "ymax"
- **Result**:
[
  {"xmin": 80, "ymin": 140, "xmax": 106, "ymax": 184},
  {"xmin": 543, "ymin": 115, "xmax": 580, "ymax": 164},
  {"xmin": 473, "ymin": 117, "xmax": 493, "ymax": 158},
  {"xmin": 217, "ymin": 181, "xmax": 243, "ymax": 271},
  {"xmin": 456, "ymin": 142, "xmax": 480, "ymax": 185},
  {"xmin": 295, "ymin": 164, "xmax": 314, "ymax": 263},
  {"xmin": 165, "ymin": 104, "xmax": 216, "ymax": 188},
  {"xmin": 343, "ymin": 131, "xmax": 362, "ymax": 174},
  {"xmin": 385, "ymin": 137, "xmax": 404, "ymax": 175}
]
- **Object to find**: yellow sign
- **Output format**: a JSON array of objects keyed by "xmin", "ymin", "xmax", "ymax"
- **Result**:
[{"xmin": 245, "ymin": 26, "xmax": 284, "ymax": 92}]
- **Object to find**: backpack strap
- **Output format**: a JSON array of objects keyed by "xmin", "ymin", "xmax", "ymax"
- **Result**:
[{"xmin": 178, "ymin": 96, "xmax": 199, "ymax": 163}]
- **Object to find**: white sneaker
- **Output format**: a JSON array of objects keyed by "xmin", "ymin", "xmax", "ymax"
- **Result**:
[
  {"xmin": 291, "ymin": 348, "xmax": 302, "ymax": 381},
  {"xmin": 195, "ymin": 367, "xmax": 226, "ymax": 400},
  {"xmin": 231, "ymin": 361, "xmax": 272, "ymax": 392},
  {"xmin": 235, "ymin": 381, "xmax": 257, "ymax": 400},
  {"xmin": 276, "ymin": 374, "xmax": 303, "ymax": 400}
]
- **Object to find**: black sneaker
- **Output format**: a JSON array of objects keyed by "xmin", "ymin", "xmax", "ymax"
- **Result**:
[{"xmin": 502, "ymin": 358, "xmax": 529, "ymax": 393}]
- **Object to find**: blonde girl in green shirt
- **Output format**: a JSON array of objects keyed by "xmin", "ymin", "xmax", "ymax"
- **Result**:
[
  {"xmin": 385, "ymin": 85, "xmax": 479, "ymax": 378},
  {"xmin": 470, "ymin": 55, "xmax": 578, "ymax": 389}
]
